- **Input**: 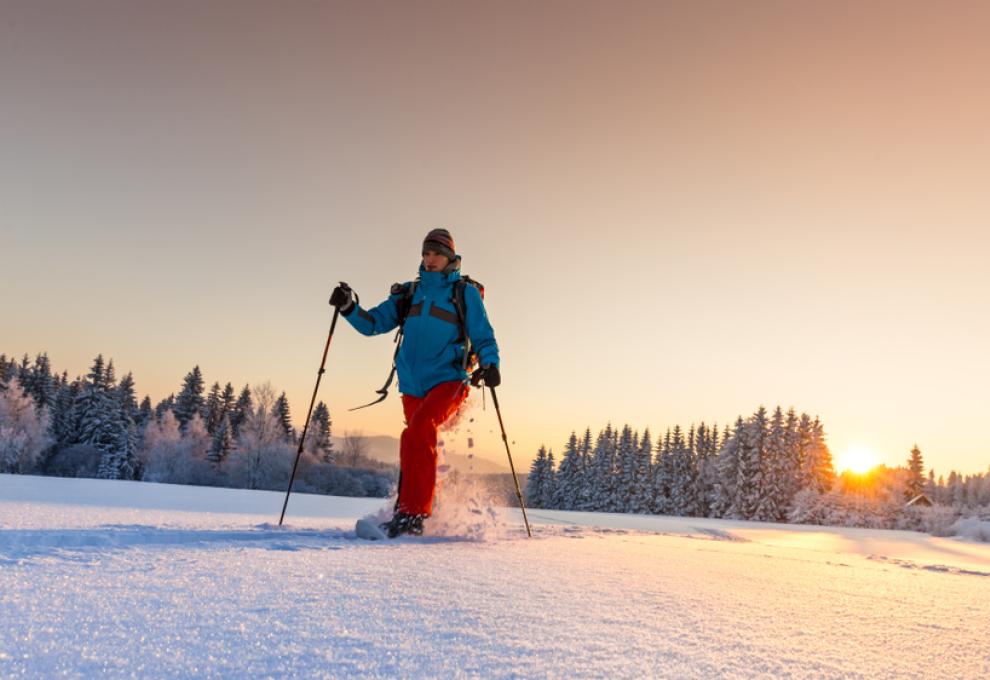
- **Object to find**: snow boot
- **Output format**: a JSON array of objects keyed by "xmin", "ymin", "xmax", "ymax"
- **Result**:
[{"xmin": 379, "ymin": 512, "xmax": 426, "ymax": 538}]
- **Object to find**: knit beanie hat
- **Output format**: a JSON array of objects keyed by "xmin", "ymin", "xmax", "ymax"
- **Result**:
[{"xmin": 422, "ymin": 228, "xmax": 456, "ymax": 260}]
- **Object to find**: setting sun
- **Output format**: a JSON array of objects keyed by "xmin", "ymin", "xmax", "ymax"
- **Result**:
[{"xmin": 837, "ymin": 445, "xmax": 879, "ymax": 475}]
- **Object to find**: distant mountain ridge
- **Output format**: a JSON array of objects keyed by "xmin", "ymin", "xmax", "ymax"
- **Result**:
[{"xmin": 330, "ymin": 434, "xmax": 508, "ymax": 475}]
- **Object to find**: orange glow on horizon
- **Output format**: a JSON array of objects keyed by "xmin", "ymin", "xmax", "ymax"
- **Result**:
[{"xmin": 836, "ymin": 445, "xmax": 880, "ymax": 475}]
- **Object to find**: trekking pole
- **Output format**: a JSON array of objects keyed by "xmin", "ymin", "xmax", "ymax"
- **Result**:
[
  {"xmin": 488, "ymin": 386, "xmax": 532, "ymax": 537},
  {"xmin": 278, "ymin": 298, "xmax": 343, "ymax": 526}
]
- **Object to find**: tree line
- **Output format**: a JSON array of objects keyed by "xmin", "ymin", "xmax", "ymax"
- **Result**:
[
  {"xmin": 526, "ymin": 408, "xmax": 990, "ymax": 532},
  {"xmin": 5, "ymin": 351, "xmax": 986, "ymax": 533},
  {"xmin": 0, "ymin": 352, "xmax": 393, "ymax": 497},
  {"xmin": 526, "ymin": 407, "xmax": 834, "ymax": 520}
]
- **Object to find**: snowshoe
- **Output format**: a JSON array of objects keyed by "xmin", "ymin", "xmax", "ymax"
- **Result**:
[{"xmin": 355, "ymin": 518, "xmax": 387, "ymax": 540}]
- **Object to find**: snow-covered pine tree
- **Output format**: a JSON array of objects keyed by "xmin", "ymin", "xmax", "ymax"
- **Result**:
[
  {"xmin": 782, "ymin": 408, "xmax": 801, "ymax": 508},
  {"xmin": 203, "ymin": 382, "xmax": 223, "ymax": 435},
  {"xmin": 50, "ymin": 378, "xmax": 80, "ymax": 449},
  {"xmin": 97, "ymin": 433, "xmax": 129, "ymax": 480},
  {"xmin": 713, "ymin": 417, "xmax": 744, "ymax": 518},
  {"xmin": 0, "ymin": 354, "xmax": 16, "ymax": 387},
  {"xmin": 229, "ymin": 385, "xmax": 252, "ymax": 438},
  {"xmin": 709, "ymin": 423, "xmax": 723, "ymax": 501},
  {"xmin": 795, "ymin": 413, "xmax": 816, "ymax": 492},
  {"xmin": 109, "ymin": 371, "xmax": 140, "ymax": 479},
  {"xmin": 137, "ymin": 396, "xmax": 153, "ymax": 430},
  {"xmin": 588, "ymin": 425, "xmax": 617, "ymax": 512},
  {"xmin": 26, "ymin": 353, "xmax": 56, "ymax": 413},
  {"xmin": 117, "ymin": 373, "xmax": 138, "ymax": 423},
  {"xmin": 16, "ymin": 354, "xmax": 31, "ymax": 393},
  {"xmin": 575, "ymin": 428, "xmax": 595, "ymax": 511},
  {"xmin": 174, "ymin": 366, "xmax": 205, "ymax": 430},
  {"xmin": 553, "ymin": 432, "xmax": 582, "ymax": 510},
  {"xmin": 755, "ymin": 406, "xmax": 788, "ymax": 522},
  {"xmin": 154, "ymin": 394, "xmax": 175, "ymax": 422},
  {"xmin": 669, "ymin": 425, "xmax": 700, "ymax": 516},
  {"xmin": 208, "ymin": 413, "xmax": 234, "ymax": 465},
  {"xmin": 87, "ymin": 355, "xmax": 106, "ymax": 391},
  {"xmin": 104, "ymin": 359, "xmax": 117, "ymax": 391},
  {"xmin": 669, "ymin": 426, "xmax": 688, "ymax": 515},
  {"xmin": 905, "ymin": 445, "xmax": 925, "ymax": 501},
  {"xmin": 735, "ymin": 408, "xmax": 767, "ymax": 520},
  {"xmin": 808, "ymin": 417, "xmax": 835, "ymax": 494},
  {"xmin": 652, "ymin": 429, "xmax": 674, "ymax": 515},
  {"xmin": 220, "ymin": 382, "xmax": 236, "ymax": 427},
  {"xmin": 272, "ymin": 392, "xmax": 295, "ymax": 444},
  {"xmin": 68, "ymin": 356, "xmax": 127, "ymax": 479},
  {"xmin": 310, "ymin": 401, "xmax": 333, "ymax": 463},
  {"xmin": 631, "ymin": 428, "xmax": 653, "ymax": 513},
  {"xmin": 74, "ymin": 356, "xmax": 122, "ymax": 458},
  {"xmin": 540, "ymin": 449, "xmax": 557, "ymax": 509},
  {"xmin": 693, "ymin": 424, "xmax": 706, "ymax": 504},
  {"xmin": 692, "ymin": 423, "xmax": 717, "ymax": 517},
  {"xmin": 526, "ymin": 445, "xmax": 552, "ymax": 508},
  {"xmin": 615, "ymin": 424, "xmax": 638, "ymax": 512}
]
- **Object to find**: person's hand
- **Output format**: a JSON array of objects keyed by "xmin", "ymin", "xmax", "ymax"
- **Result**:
[
  {"xmin": 329, "ymin": 282, "xmax": 355, "ymax": 313},
  {"xmin": 471, "ymin": 364, "xmax": 501, "ymax": 388}
]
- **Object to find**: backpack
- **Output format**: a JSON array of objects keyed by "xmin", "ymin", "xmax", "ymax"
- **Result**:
[
  {"xmin": 393, "ymin": 275, "xmax": 484, "ymax": 369},
  {"xmin": 350, "ymin": 276, "xmax": 484, "ymax": 411}
]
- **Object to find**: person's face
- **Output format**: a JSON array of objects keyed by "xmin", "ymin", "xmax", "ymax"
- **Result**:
[{"xmin": 422, "ymin": 249, "xmax": 450, "ymax": 272}]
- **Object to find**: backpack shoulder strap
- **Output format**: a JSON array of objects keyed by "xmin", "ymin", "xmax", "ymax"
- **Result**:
[
  {"xmin": 452, "ymin": 276, "xmax": 484, "ymax": 331},
  {"xmin": 391, "ymin": 279, "xmax": 419, "ymax": 328},
  {"xmin": 453, "ymin": 276, "xmax": 485, "ymax": 372}
]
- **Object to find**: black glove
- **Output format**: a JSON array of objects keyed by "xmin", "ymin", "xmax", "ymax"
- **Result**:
[
  {"xmin": 470, "ymin": 364, "xmax": 501, "ymax": 388},
  {"xmin": 329, "ymin": 282, "xmax": 355, "ymax": 314}
]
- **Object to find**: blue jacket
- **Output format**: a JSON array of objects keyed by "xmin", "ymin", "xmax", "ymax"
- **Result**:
[{"xmin": 343, "ymin": 262, "xmax": 500, "ymax": 398}]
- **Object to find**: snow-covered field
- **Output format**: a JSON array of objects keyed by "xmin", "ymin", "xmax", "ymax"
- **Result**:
[{"xmin": 1, "ymin": 474, "xmax": 988, "ymax": 679}]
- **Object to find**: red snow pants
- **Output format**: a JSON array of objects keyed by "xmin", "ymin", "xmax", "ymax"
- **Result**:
[{"xmin": 397, "ymin": 380, "xmax": 469, "ymax": 516}]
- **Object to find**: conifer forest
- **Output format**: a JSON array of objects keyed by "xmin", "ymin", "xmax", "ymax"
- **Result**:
[{"xmin": 2, "ymin": 351, "xmax": 988, "ymax": 534}]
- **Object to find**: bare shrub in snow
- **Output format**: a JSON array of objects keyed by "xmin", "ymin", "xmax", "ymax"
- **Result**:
[
  {"xmin": 0, "ymin": 378, "xmax": 53, "ymax": 473},
  {"xmin": 895, "ymin": 504, "xmax": 961, "ymax": 535},
  {"xmin": 139, "ymin": 412, "xmax": 213, "ymax": 485},
  {"xmin": 225, "ymin": 383, "xmax": 293, "ymax": 490},
  {"xmin": 948, "ymin": 515, "xmax": 990, "ymax": 542},
  {"xmin": 138, "ymin": 410, "xmax": 182, "ymax": 482}
]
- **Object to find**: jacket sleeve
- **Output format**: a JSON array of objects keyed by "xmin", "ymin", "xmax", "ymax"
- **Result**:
[
  {"xmin": 463, "ymin": 285, "xmax": 500, "ymax": 369},
  {"xmin": 342, "ymin": 292, "xmax": 401, "ymax": 336}
]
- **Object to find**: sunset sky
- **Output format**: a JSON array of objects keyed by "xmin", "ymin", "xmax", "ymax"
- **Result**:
[{"xmin": 3, "ymin": 1, "xmax": 988, "ymax": 475}]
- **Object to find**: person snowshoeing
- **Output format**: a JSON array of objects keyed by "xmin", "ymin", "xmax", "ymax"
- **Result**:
[{"xmin": 330, "ymin": 228, "xmax": 500, "ymax": 538}]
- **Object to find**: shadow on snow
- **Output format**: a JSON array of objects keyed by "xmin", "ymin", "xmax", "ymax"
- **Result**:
[{"xmin": 0, "ymin": 523, "xmax": 489, "ymax": 563}]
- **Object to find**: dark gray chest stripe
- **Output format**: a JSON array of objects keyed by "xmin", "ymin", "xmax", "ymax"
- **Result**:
[
  {"xmin": 407, "ymin": 302, "xmax": 423, "ymax": 318},
  {"xmin": 428, "ymin": 304, "xmax": 459, "ymax": 325}
]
